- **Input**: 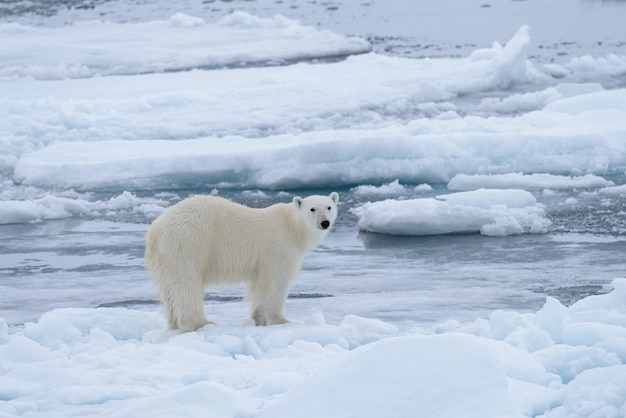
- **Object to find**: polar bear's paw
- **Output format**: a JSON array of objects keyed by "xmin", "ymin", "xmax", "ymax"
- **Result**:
[
  {"xmin": 179, "ymin": 317, "xmax": 216, "ymax": 332},
  {"xmin": 253, "ymin": 308, "xmax": 289, "ymax": 327}
]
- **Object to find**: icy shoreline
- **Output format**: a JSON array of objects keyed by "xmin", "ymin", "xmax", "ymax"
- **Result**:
[{"xmin": 1, "ymin": 279, "xmax": 625, "ymax": 417}]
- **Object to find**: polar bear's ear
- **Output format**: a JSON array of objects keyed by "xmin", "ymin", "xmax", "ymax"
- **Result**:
[
  {"xmin": 293, "ymin": 196, "xmax": 304, "ymax": 208},
  {"xmin": 329, "ymin": 192, "xmax": 339, "ymax": 204}
]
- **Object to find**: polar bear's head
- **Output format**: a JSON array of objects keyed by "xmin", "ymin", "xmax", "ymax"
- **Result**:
[{"xmin": 293, "ymin": 192, "xmax": 339, "ymax": 231}]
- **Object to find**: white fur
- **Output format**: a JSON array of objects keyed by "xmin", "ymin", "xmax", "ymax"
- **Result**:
[{"xmin": 145, "ymin": 192, "xmax": 339, "ymax": 331}]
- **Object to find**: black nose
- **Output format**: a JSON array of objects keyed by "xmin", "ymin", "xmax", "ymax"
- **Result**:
[{"xmin": 321, "ymin": 220, "xmax": 330, "ymax": 229}]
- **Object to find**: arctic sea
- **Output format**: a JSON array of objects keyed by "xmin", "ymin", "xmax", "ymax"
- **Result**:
[{"xmin": 1, "ymin": 0, "xmax": 626, "ymax": 417}]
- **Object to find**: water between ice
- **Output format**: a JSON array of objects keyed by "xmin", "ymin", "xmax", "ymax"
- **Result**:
[{"xmin": 2, "ymin": 186, "xmax": 624, "ymax": 329}]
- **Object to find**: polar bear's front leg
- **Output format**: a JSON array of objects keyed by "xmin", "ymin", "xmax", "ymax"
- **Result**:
[{"xmin": 249, "ymin": 276, "xmax": 291, "ymax": 326}]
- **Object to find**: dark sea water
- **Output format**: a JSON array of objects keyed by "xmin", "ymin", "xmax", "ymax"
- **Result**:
[{"xmin": 2, "ymin": 181, "xmax": 625, "ymax": 327}]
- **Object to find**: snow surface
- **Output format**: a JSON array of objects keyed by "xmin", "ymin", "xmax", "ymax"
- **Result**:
[{"xmin": 1, "ymin": 279, "xmax": 625, "ymax": 417}]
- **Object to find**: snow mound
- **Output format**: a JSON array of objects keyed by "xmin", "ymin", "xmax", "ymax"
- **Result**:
[
  {"xmin": 352, "ymin": 179, "xmax": 410, "ymax": 195},
  {"xmin": 543, "ymin": 54, "xmax": 626, "ymax": 83},
  {"xmin": 262, "ymin": 334, "xmax": 524, "ymax": 418},
  {"xmin": 448, "ymin": 173, "xmax": 614, "ymax": 191},
  {"xmin": 0, "ymin": 191, "xmax": 167, "ymax": 225},
  {"xmin": 352, "ymin": 189, "xmax": 551, "ymax": 236}
]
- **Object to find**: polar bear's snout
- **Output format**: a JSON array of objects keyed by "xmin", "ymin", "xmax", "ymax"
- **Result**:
[{"xmin": 320, "ymin": 220, "xmax": 331, "ymax": 229}]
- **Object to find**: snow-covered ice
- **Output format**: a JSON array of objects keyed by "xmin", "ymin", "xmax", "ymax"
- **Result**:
[
  {"xmin": 353, "ymin": 189, "xmax": 552, "ymax": 237},
  {"xmin": 1, "ymin": 279, "xmax": 625, "ymax": 417},
  {"xmin": 1, "ymin": 0, "xmax": 626, "ymax": 416},
  {"xmin": 5, "ymin": 80, "xmax": 626, "ymax": 205},
  {"xmin": 448, "ymin": 173, "xmax": 615, "ymax": 192},
  {"xmin": 0, "ymin": 12, "xmax": 370, "ymax": 80},
  {"xmin": 3, "ymin": 20, "xmax": 626, "ymax": 200}
]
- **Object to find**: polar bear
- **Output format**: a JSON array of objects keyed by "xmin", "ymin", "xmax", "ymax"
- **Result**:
[{"xmin": 145, "ymin": 192, "xmax": 339, "ymax": 331}]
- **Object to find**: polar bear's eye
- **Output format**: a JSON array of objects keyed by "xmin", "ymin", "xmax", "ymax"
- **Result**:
[
  {"xmin": 310, "ymin": 208, "xmax": 316, "ymax": 212},
  {"xmin": 327, "ymin": 206, "xmax": 331, "ymax": 210}
]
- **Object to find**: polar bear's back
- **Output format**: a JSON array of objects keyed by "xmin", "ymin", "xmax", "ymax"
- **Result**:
[{"xmin": 145, "ymin": 195, "xmax": 303, "ymax": 285}]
